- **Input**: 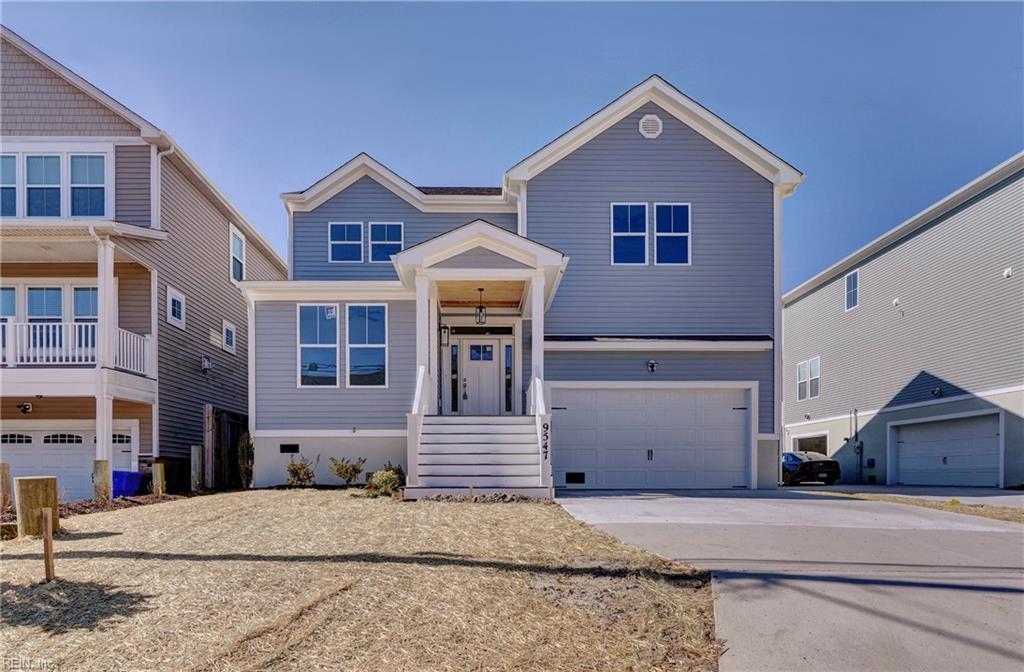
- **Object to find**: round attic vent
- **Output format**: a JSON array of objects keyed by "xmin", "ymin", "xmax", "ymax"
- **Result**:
[{"xmin": 638, "ymin": 114, "xmax": 663, "ymax": 139}]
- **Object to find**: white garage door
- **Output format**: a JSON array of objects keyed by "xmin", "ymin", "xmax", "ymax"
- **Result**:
[
  {"xmin": 551, "ymin": 386, "xmax": 751, "ymax": 489},
  {"xmin": 0, "ymin": 426, "xmax": 136, "ymax": 502},
  {"xmin": 895, "ymin": 414, "xmax": 1000, "ymax": 487}
]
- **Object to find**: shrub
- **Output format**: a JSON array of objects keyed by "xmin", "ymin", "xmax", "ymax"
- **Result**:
[
  {"xmin": 380, "ymin": 461, "xmax": 406, "ymax": 487},
  {"xmin": 368, "ymin": 469, "xmax": 402, "ymax": 497},
  {"xmin": 237, "ymin": 432, "xmax": 254, "ymax": 489},
  {"xmin": 286, "ymin": 454, "xmax": 319, "ymax": 487},
  {"xmin": 328, "ymin": 456, "xmax": 366, "ymax": 487}
]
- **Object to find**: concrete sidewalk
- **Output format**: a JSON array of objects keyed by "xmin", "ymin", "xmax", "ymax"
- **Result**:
[{"xmin": 559, "ymin": 490, "xmax": 1024, "ymax": 672}]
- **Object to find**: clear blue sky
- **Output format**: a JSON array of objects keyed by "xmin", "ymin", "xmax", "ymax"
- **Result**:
[{"xmin": 5, "ymin": 2, "xmax": 1021, "ymax": 289}]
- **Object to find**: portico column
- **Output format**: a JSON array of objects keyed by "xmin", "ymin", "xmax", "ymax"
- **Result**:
[
  {"xmin": 428, "ymin": 282, "xmax": 439, "ymax": 412},
  {"xmin": 94, "ymin": 391, "xmax": 114, "ymax": 499},
  {"xmin": 530, "ymin": 273, "xmax": 545, "ymax": 381},
  {"xmin": 95, "ymin": 238, "xmax": 116, "ymax": 369},
  {"xmin": 415, "ymin": 274, "xmax": 429, "ymax": 376}
]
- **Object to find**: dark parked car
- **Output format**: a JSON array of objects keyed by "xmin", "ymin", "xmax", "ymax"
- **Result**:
[{"xmin": 781, "ymin": 451, "xmax": 841, "ymax": 485}]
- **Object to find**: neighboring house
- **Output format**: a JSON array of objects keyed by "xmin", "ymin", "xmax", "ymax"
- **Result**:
[
  {"xmin": 244, "ymin": 75, "xmax": 803, "ymax": 496},
  {"xmin": 0, "ymin": 27, "xmax": 287, "ymax": 499},
  {"xmin": 783, "ymin": 153, "xmax": 1023, "ymax": 488}
]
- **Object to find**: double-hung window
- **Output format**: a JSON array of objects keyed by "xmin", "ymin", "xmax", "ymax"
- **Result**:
[
  {"xmin": 26, "ymin": 155, "xmax": 61, "ymax": 217},
  {"xmin": 329, "ymin": 222, "xmax": 362, "ymax": 262},
  {"xmin": 222, "ymin": 320, "xmax": 237, "ymax": 354},
  {"xmin": 70, "ymin": 155, "xmax": 105, "ymax": 217},
  {"xmin": 0, "ymin": 287, "xmax": 14, "ymax": 349},
  {"xmin": 230, "ymin": 226, "xmax": 246, "ymax": 283},
  {"xmin": 166, "ymin": 286, "xmax": 186, "ymax": 330},
  {"xmin": 654, "ymin": 203, "xmax": 691, "ymax": 265},
  {"xmin": 28, "ymin": 287, "xmax": 62, "ymax": 350},
  {"xmin": 611, "ymin": 203, "xmax": 647, "ymax": 265},
  {"xmin": 298, "ymin": 304, "xmax": 338, "ymax": 387},
  {"xmin": 797, "ymin": 357, "xmax": 820, "ymax": 401},
  {"xmin": 369, "ymin": 222, "xmax": 403, "ymax": 262},
  {"xmin": 844, "ymin": 270, "xmax": 859, "ymax": 311},
  {"xmin": 1, "ymin": 155, "xmax": 15, "ymax": 217},
  {"xmin": 346, "ymin": 304, "xmax": 387, "ymax": 387},
  {"xmin": 73, "ymin": 287, "xmax": 98, "ymax": 348}
]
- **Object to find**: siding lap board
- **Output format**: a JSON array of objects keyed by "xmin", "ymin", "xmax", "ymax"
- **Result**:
[{"xmin": 115, "ymin": 145, "xmax": 152, "ymax": 227}]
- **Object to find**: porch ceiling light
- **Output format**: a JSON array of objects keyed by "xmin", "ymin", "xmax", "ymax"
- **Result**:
[
  {"xmin": 440, "ymin": 324, "xmax": 450, "ymax": 347},
  {"xmin": 475, "ymin": 288, "xmax": 487, "ymax": 325}
]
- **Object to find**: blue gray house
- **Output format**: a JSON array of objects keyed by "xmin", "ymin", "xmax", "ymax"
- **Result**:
[{"xmin": 243, "ymin": 76, "xmax": 803, "ymax": 496}]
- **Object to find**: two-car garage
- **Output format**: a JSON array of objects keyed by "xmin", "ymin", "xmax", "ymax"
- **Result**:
[{"xmin": 549, "ymin": 383, "xmax": 756, "ymax": 489}]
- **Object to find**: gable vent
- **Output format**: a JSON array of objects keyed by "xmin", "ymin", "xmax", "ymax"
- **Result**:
[{"xmin": 638, "ymin": 114, "xmax": 663, "ymax": 139}]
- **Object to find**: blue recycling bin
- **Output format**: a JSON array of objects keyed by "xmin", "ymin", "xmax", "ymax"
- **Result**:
[{"xmin": 112, "ymin": 470, "xmax": 142, "ymax": 498}]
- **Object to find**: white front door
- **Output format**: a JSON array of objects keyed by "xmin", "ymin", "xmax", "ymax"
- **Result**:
[{"xmin": 461, "ymin": 339, "xmax": 501, "ymax": 415}]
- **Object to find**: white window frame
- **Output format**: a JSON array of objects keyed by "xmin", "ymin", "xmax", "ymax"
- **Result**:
[
  {"xmin": 844, "ymin": 270, "xmax": 859, "ymax": 311},
  {"xmin": 296, "ymin": 303, "xmax": 340, "ymax": 389},
  {"xmin": 345, "ymin": 302, "xmax": 389, "ymax": 389},
  {"xmin": 229, "ymin": 224, "xmax": 246, "ymax": 285},
  {"xmin": 797, "ymin": 356, "xmax": 820, "ymax": 401},
  {"xmin": 1, "ymin": 153, "xmax": 16, "ymax": 217},
  {"xmin": 610, "ymin": 202, "xmax": 649, "ymax": 266},
  {"xmin": 166, "ymin": 286, "xmax": 186, "ymax": 330},
  {"xmin": 653, "ymin": 202, "xmax": 692, "ymax": 267},
  {"xmin": 222, "ymin": 319, "xmax": 237, "ymax": 355},
  {"xmin": 69, "ymin": 153, "xmax": 107, "ymax": 218},
  {"xmin": 368, "ymin": 221, "xmax": 404, "ymax": 263},
  {"xmin": 25, "ymin": 153, "xmax": 62, "ymax": 218},
  {"xmin": 327, "ymin": 221, "xmax": 364, "ymax": 264}
]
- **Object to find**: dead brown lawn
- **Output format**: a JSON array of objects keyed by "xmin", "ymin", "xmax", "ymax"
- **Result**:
[
  {"xmin": 0, "ymin": 490, "xmax": 721, "ymax": 671},
  {"xmin": 816, "ymin": 490, "xmax": 1024, "ymax": 524}
]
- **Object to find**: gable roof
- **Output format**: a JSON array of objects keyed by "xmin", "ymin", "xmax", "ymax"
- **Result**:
[
  {"xmin": 505, "ymin": 75, "xmax": 803, "ymax": 195},
  {"xmin": 783, "ymin": 151, "xmax": 1024, "ymax": 306},
  {"xmin": 0, "ymin": 25, "xmax": 287, "ymax": 275}
]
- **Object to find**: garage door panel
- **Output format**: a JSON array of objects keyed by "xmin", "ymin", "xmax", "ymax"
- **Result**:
[
  {"xmin": 895, "ymin": 414, "xmax": 1000, "ymax": 487},
  {"xmin": 703, "ymin": 447, "xmax": 746, "ymax": 469},
  {"xmin": 601, "ymin": 469, "xmax": 648, "ymax": 489},
  {"xmin": 648, "ymin": 469, "xmax": 700, "ymax": 489},
  {"xmin": 701, "ymin": 469, "xmax": 747, "ymax": 489}
]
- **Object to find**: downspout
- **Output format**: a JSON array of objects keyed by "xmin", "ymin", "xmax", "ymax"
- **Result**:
[{"xmin": 155, "ymin": 144, "xmax": 176, "ymax": 229}]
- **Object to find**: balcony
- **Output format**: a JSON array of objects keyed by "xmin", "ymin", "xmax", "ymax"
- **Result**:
[{"xmin": 1, "ymin": 322, "xmax": 154, "ymax": 377}]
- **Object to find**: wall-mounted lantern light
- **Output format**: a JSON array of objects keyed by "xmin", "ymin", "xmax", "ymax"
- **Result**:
[{"xmin": 440, "ymin": 324, "xmax": 450, "ymax": 347}]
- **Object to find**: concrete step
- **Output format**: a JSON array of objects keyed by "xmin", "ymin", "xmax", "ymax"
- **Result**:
[
  {"xmin": 420, "ymin": 433, "xmax": 536, "ymax": 444},
  {"xmin": 418, "ymin": 452, "xmax": 538, "ymax": 465},
  {"xmin": 423, "ymin": 415, "xmax": 535, "ymax": 425},
  {"xmin": 403, "ymin": 486, "xmax": 553, "ymax": 501},
  {"xmin": 421, "ymin": 424, "xmax": 536, "ymax": 435},
  {"xmin": 418, "ymin": 464, "xmax": 540, "ymax": 477},
  {"xmin": 417, "ymin": 475, "xmax": 543, "ymax": 488},
  {"xmin": 419, "ymin": 443, "xmax": 539, "ymax": 455}
]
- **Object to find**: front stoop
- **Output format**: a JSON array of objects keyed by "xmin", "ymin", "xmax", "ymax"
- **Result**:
[{"xmin": 403, "ymin": 486, "xmax": 554, "ymax": 501}]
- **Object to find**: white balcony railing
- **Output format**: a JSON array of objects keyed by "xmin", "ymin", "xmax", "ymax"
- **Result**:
[{"xmin": 1, "ymin": 322, "xmax": 152, "ymax": 377}]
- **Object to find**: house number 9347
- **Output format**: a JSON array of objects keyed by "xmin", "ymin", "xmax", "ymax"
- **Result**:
[{"xmin": 541, "ymin": 422, "xmax": 550, "ymax": 459}]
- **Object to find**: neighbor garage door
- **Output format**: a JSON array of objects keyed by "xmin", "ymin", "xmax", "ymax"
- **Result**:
[
  {"xmin": 894, "ymin": 413, "xmax": 1000, "ymax": 487},
  {"xmin": 1, "ymin": 429, "xmax": 95, "ymax": 501},
  {"xmin": 550, "ymin": 386, "xmax": 751, "ymax": 489}
]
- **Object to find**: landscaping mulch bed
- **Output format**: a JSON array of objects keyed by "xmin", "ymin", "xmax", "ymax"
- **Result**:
[
  {"xmin": 0, "ymin": 489, "xmax": 721, "ymax": 671},
  {"xmin": 1, "ymin": 493, "xmax": 185, "ymax": 524}
]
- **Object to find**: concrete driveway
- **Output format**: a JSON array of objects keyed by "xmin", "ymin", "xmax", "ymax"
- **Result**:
[{"xmin": 559, "ymin": 490, "xmax": 1024, "ymax": 672}]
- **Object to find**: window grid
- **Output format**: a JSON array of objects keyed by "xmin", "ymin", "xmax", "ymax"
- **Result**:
[
  {"xmin": 653, "ymin": 203, "xmax": 691, "ymax": 266},
  {"xmin": 346, "ymin": 304, "xmax": 388, "ymax": 388},
  {"xmin": 230, "ymin": 226, "xmax": 246, "ymax": 283},
  {"xmin": 26, "ymin": 155, "xmax": 61, "ymax": 217},
  {"xmin": 166, "ymin": 286, "xmax": 186, "ymax": 329},
  {"xmin": 328, "ymin": 222, "xmax": 363, "ymax": 263},
  {"xmin": 845, "ymin": 270, "xmax": 859, "ymax": 311},
  {"xmin": 1, "ymin": 154, "xmax": 16, "ymax": 217},
  {"xmin": 610, "ymin": 203, "xmax": 648, "ymax": 265},
  {"xmin": 797, "ymin": 357, "xmax": 820, "ymax": 401},
  {"xmin": 297, "ymin": 304, "xmax": 339, "ymax": 387},
  {"xmin": 369, "ymin": 222, "xmax": 404, "ymax": 263},
  {"xmin": 70, "ymin": 154, "xmax": 105, "ymax": 217},
  {"xmin": 222, "ymin": 320, "xmax": 237, "ymax": 354}
]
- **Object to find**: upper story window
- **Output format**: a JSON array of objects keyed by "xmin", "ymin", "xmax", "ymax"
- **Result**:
[
  {"xmin": 329, "ymin": 222, "xmax": 363, "ymax": 263},
  {"xmin": 298, "ymin": 304, "xmax": 338, "ymax": 387},
  {"xmin": 26, "ymin": 155, "xmax": 61, "ymax": 217},
  {"xmin": 611, "ymin": 203, "xmax": 648, "ymax": 265},
  {"xmin": 166, "ymin": 286, "xmax": 186, "ymax": 330},
  {"xmin": 222, "ymin": 320, "xmax": 237, "ymax": 354},
  {"xmin": 73, "ymin": 287, "xmax": 98, "ymax": 323},
  {"xmin": 797, "ymin": 356, "xmax": 820, "ymax": 401},
  {"xmin": 230, "ymin": 225, "xmax": 246, "ymax": 283},
  {"xmin": 369, "ymin": 222, "xmax": 403, "ymax": 263},
  {"xmin": 654, "ymin": 203, "xmax": 691, "ymax": 265},
  {"xmin": 70, "ymin": 155, "xmax": 105, "ymax": 217},
  {"xmin": 27, "ymin": 287, "xmax": 62, "ymax": 323},
  {"xmin": 844, "ymin": 270, "xmax": 859, "ymax": 311},
  {"xmin": 1, "ymin": 155, "xmax": 15, "ymax": 217},
  {"xmin": 346, "ymin": 304, "xmax": 387, "ymax": 387}
]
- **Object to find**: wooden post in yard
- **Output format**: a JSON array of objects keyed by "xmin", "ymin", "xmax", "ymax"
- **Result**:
[
  {"xmin": 190, "ymin": 444, "xmax": 203, "ymax": 492},
  {"xmin": 93, "ymin": 459, "xmax": 112, "ymax": 500},
  {"xmin": 14, "ymin": 476, "xmax": 59, "ymax": 537},
  {"xmin": 152, "ymin": 462, "xmax": 166, "ymax": 497},
  {"xmin": 0, "ymin": 462, "xmax": 12, "ymax": 509},
  {"xmin": 41, "ymin": 508, "xmax": 55, "ymax": 582}
]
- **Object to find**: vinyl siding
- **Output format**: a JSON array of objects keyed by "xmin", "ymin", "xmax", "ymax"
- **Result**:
[
  {"xmin": 115, "ymin": 145, "xmax": 151, "ymax": 227},
  {"xmin": 526, "ymin": 102, "xmax": 774, "ymax": 337},
  {"xmin": 254, "ymin": 300, "xmax": 415, "ymax": 429},
  {"xmin": 546, "ymin": 350, "xmax": 775, "ymax": 433},
  {"xmin": 432, "ymin": 247, "xmax": 531, "ymax": 269},
  {"xmin": 116, "ymin": 159, "xmax": 286, "ymax": 460},
  {"xmin": 0, "ymin": 37, "xmax": 139, "ymax": 137},
  {"xmin": 783, "ymin": 170, "xmax": 1024, "ymax": 425},
  {"xmin": 292, "ymin": 176, "xmax": 518, "ymax": 280}
]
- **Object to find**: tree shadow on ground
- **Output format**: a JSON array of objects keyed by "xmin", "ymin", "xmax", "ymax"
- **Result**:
[{"xmin": 1, "ymin": 579, "xmax": 152, "ymax": 634}]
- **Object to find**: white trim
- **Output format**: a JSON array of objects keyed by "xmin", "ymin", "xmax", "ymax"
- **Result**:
[
  {"xmin": 886, "ymin": 409, "xmax": 1004, "ymax": 488},
  {"xmin": 344, "ymin": 303, "xmax": 389, "ymax": 389},
  {"xmin": 609, "ymin": 202, "xmax": 648, "ymax": 266},
  {"xmin": 253, "ymin": 429, "xmax": 407, "ymax": 438},
  {"xmin": 757, "ymin": 433, "xmax": 781, "ymax": 441},
  {"xmin": 652, "ymin": 202, "xmax": 692, "ymax": 266},
  {"xmin": 544, "ymin": 339, "xmax": 772, "ymax": 352},
  {"xmin": 229, "ymin": 224, "xmax": 246, "ymax": 285},
  {"xmin": 165, "ymin": 286, "xmax": 186, "ymax": 330},
  {"xmin": 327, "ymin": 221, "xmax": 364, "ymax": 264},
  {"xmin": 241, "ymin": 280, "xmax": 413, "ymax": 303},
  {"xmin": 296, "ymin": 303, "xmax": 340, "ymax": 389},
  {"xmin": 545, "ymin": 380, "xmax": 760, "ymax": 489},
  {"xmin": 788, "ymin": 430, "xmax": 830, "ymax": 455},
  {"xmin": 782, "ymin": 384, "xmax": 1024, "ymax": 429},
  {"xmin": 149, "ymin": 144, "xmax": 160, "ymax": 229},
  {"xmin": 368, "ymin": 221, "xmax": 404, "ymax": 263},
  {"xmin": 246, "ymin": 293, "xmax": 256, "ymax": 440},
  {"xmin": 784, "ymin": 152, "xmax": 1023, "ymax": 306},
  {"xmin": 843, "ymin": 269, "xmax": 859, "ymax": 312},
  {"xmin": 221, "ymin": 319, "xmax": 237, "ymax": 355}
]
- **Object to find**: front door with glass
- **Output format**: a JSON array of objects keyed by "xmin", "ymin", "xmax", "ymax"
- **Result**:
[{"xmin": 461, "ymin": 339, "xmax": 501, "ymax": 415}]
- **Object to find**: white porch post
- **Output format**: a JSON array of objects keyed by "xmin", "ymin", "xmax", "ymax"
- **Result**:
[
  {"xmin": 96, "ymin": 238, "xmax": 116, "ymax": 369},
  {"xmin": 530, "ymin": 273, "xmax": 545, "ymax": 381},
  {"xmin": 428, "ymin": 282, "xmax": 439, "ymax": 413},
  {"xmin": 415, "ymin": 274, "xmax": 429, "ymax": 374},
  {"xmin": 95, "ymin": 390, "xmax": 114, "ymax": 498}
]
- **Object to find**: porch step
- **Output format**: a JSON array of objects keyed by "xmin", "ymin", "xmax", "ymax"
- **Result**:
[
  {"xmin": 419, "ymin": 443, "xmax": 538, "ymax": 455},
  {"xmin": 423, "ymin": 415, "xmax": 535, "ymax": 425},
  {"xmin": 416, "ymin": 475, "xmax": 542, "ymax": 488},
  {"xmin": 420, "ymin": 433, "xmax": 536, "ymax": 444},
  {"xmin": 419, "ymin": 464, "xmax": 539, "ymax": 477},
  {"xmin": 420, "ymin": 424, "xmax": 535, "ymax": 435},
  {"xmin": 418, "ymin": 452, "xmax": 537, "ymax": 465}
]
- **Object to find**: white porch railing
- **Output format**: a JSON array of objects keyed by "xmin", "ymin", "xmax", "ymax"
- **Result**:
[
  {"xmin": 1, "ymin": 322, "xmax": 152, "ymax": 377},
  {"xmin": 405, "ymin": 364, "xmax": 435, "ymax": 488},
  {"xmin": 527, "ymin": 376, "xmax": 553, "ymax": 488}
]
